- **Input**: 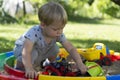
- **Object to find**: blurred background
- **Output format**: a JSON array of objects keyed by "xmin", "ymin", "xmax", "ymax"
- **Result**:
[
  {"xmin": 0, "ymin": 0, "xmax": 120, "ymax": 23},
  {"xmin": 0, "ymin": 0, "xmax": 120, "ymax": 53}
]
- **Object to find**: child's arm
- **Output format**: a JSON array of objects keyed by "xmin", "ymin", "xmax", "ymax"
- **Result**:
[
  {"xmin": 61, "ymin": 40, "xmax": 87, "ymax": 74},
  {"xmin": 22, "ymin": 39, "xmax": 38, "ymax": 78}
]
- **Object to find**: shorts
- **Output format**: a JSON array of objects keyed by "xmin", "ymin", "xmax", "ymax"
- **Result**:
[{"xmin": 13, "ymin": 44, "xmax": 59, "ymax": 71}]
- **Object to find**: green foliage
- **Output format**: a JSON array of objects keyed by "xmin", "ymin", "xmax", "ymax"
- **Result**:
[
  {"xmin": 55, "ymin": 0, "xmax": 120, "ymax": 18},
  {"xmin": 105, "ymin": 1, "xmax": 120, "ymax": 18},
  {"xmin": 59, "ymin": 0, "xmax": 78, "ymax": 16},
  {"xmin": 105, "ymin": 5, "xmax": 119, "ymax": 18},
  {"xmin": 0, "ymin": 0, "xmax": 18, "ymax": 24},
  {"xmin": 88, "ymin": 0, "xmax": 94, "ymax": 5},
  {"xmin": 96, "ymin": 0, "xmax": 120, "ymax": 18},
  {"xmin": 0, "ymin": 0, "xmax": 3, "ymax": 7},
  {"xmin": 0, "ymin": 0, "xmax": 120, "ymax": 24},
  {"xmin": 29, "ymin": 0, "xmax": 46, "ymax": 7},
  {"xmin": 0, "ymin": 11, "xmax": 18, "ymax": 24}
]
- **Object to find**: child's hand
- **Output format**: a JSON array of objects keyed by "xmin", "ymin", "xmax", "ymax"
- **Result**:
[{"xmin": 25, "ymin": 67, "xmax": 38, "ymax": 79}]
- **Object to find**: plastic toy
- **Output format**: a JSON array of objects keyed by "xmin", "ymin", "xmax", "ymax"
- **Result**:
[
  {"xmin": 42, "ymin": 54, "xmax": 104, "ymax": 77},
  {"xmin": 77, "ymin": 43, "xmax": 113, "ymax": 60},
  {"xmin": 1, "ymin": 43, "xmax": 120, "ymax": 80},
  {"xmin": 4, "ymin": 54, "xmax": 103, "ymax": 80},
  {"xmin": 85, "ymin": 61, "xmax": 104, "ymax": 77},
  {"xmin": 0, "ymin": 51, "xmax": 13, "ymax": 70},
  {"xmin": 42, "ymin": 54, "xmax": 85, "ymax": 77},
  {"xmin": 59, "ymin": 43, "xmax": 113, "ymax": 66}
]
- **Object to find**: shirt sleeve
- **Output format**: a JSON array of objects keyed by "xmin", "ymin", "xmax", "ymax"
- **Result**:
[
  {"xmin": 24, "ymin": 27, "xmax": 38, "ymax": 43},
  {"xmin": 56, "ymin": 33, "xmax": 67, "ymax": 43}
]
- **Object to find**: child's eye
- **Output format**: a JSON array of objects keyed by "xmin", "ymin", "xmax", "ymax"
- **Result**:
[
  {"xmin": 53, "ymin": 29, "xmax": 58, "ymax": 31},
  {"xmin": 52, "ymin": 28, "xmax": 58, "ymax": 31},
  {"xmin": 52, "ymin": 27, "xmax": 63, "ymax": 31}
]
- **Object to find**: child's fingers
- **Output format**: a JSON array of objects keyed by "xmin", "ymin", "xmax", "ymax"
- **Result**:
[{"xmin": 25, "ymin": 71, "xmax": 38, "ymax": 79}]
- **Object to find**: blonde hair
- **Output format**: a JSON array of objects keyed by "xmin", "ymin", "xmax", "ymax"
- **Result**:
[{"xmin": 38, "ymin": 2, "xmax": 67, "ymax": 26}]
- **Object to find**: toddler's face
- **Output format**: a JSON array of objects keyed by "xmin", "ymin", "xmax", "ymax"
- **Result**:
[{"xmin": 44, "ymin": 22, "xmax": 65, "ymax": 38}]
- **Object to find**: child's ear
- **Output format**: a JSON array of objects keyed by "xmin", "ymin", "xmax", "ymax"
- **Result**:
[{"xmin": 40, "ymin": 22, "xmax": 46, "ymax": 28}]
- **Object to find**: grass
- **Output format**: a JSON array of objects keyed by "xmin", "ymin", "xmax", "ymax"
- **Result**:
[
  {"xmin": 64, "ymin": 19, "xmax": 120, "ymax": 51},
  {"xmin": 0, "ymin": 18, "xmax": 120, "ymax": 53},
  {"xmin": 0, "ymin": 24, "xmax": 31, "ymax": 53}
]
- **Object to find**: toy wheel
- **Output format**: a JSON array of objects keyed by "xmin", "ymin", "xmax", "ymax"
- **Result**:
[
  {"xmin": 102, "ymin": 57, "xmax": 112, "ymax": 66},
  {"xmin": 76, "ymin": 71, "xmax": 81, "ymax": 76},
  {"xmin": 51, "ymin": 72, "xmax": 58, "ymax": 76}
]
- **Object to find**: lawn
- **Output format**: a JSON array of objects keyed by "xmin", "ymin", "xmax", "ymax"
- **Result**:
[{"xmin": 0, "ymin": 19, "xmax": 120, "ymax": 53}]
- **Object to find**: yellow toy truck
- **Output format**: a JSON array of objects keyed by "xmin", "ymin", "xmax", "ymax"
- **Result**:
[
  {"xmin": 77, "ymin": 43, "xmax": 114, "ymax": 61},
  {"xmin": 59, "ymin": 43, "xmax": 113, "ymax": 66}
]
